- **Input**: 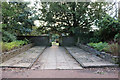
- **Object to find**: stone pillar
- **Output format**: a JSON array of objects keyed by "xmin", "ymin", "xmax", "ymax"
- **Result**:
[
  {"xmin": 49, "ymin": 33, "xmax": 52, "ymax": 46},
  {"xmin": 58, "ymin": 33, "xmax": 62, "ymax": 46}
]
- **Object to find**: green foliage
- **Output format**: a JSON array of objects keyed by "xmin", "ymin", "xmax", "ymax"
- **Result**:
[
  {"xmin": 114, "ymin": 33, "xmax": 120, "ymax": 42},
  {"xmin": 24, "ymin": 38, "xmax": 30, "ymax": 44},
  {"xmin": 89, "ymin": 30, "xmax": 101, "ymax": 43},
  {"xmin": 1, "ymin": 2, "xmax": 114, "ymax": 41},
  {"xmin": 88, "ymin": 42, "xmax": 119, "ymax": 56},
  {"xmin": 1, "ymin": 40, "xmax": 29, "ymax": 52},
  {"xmin": 103, "ymin": 43, "xmax": 119, "ymax": 56},
  {"xmin": 39, "ymin": 2, "xmax": 109, "ymax": 35},
  {"xmin": 88, "ymin": 42, "xmax": 108, "ymax": 51},
  {"xmin": 90, "ymin": 38, "xmax": 100, "ymax": 43},
  {"xmin": 2, "ymin": 2, "xmax": 35, "ymax": 38},
  {"xmin": 97, "ymin": 15, "xmax": 120, "ymax": 41},
  {"xmin": 89, "ymin": 14, "xmax": 120, "ymax": 43},
  {"xmin": 30, "ymin": 26, "xmax": 42, "ymax": 36},
  {"xmin": 78, "ymin": 31, "xmax": 94, "ymax": 44},
  {"xmin": 2, "ymin": 30, "xmax": 16, "ymax": 42}
]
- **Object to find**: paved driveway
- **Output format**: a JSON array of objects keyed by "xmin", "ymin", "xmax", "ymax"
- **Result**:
[{"xmin": 32, "ymin": 46, "xmax": 82, "ymax": 69}]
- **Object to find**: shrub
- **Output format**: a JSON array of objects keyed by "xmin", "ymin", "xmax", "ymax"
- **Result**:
[
  {"xmin": 2, "ymin": 29, "xmax": 17, "ymax": 42},
  {"xmin": 77, "ymin": 32, "xmax": 94, "ymax": 44},
  {"xmin": 89, "ymin": 30, "xmax": 101, "ymax": 43},
  {"xmin": 114, "ymin": 33, "xmax": 120, "ymax": 42},
  {"xmin": 97, "ymin": 15, "xmax": 120, "ymax": 41},
  {"xmin": 88, "ymin": 42, "xmax": 108, "ymax": 51},
  {"xmin": 90, "ymin": 38, "xmax": 100, "ymax": 43},
  {"xmin": 1, "ymin": 40, "xmax": 29, "ymax": 52},
  {"xmin": 103, "ymin": 43, "xmax": 119, "ymax": 56},
  {"xmin": 1, "ymin": 42, "xmax": 7, "ymax": 52},
  {"xmin": 88, "ymin": 42, "xmax": 119, "ymax": 56},
  {"xmin": 24, "ymin": 38, "xmax": 30, "ymax": 44}
]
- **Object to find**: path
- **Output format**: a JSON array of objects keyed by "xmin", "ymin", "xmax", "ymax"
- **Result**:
[
  {"xmin": 1, "ymin": 46, "xmax": 118, "ymax": 79},
  {"xmin": 66, "ymin": 47, "xmax": 116, "ymax": 68},
  {"xmin": 32, "ymin": 46, "xmax": 82, "ymax": 69},
  {"xmin": 0, "ymin": 46, "xmax": 46, "ymax": 68}
]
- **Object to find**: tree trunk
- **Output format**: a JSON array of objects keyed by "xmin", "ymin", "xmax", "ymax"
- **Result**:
[{"xmin": 72, "ymin": 2, "xmax": 78, "ymax": 28}]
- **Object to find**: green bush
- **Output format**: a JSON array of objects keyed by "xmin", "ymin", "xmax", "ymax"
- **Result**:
[
  {"xmin": 77, "ymin": 32, "xmax": 94, "ymax": 44},
  {"xmin": 24, "ymin": 38, "xmax": 30, "ymax": 44},
  {"xmin": 103, "ymin": 43, "xmax": 119, "ymax": 56},
  {"xmin": 1, "ymin": 40, "xmax": 29, "ymax": 52},
  {"xmin": 88, "ymin": 42, "xmax": 108, "ymax": 51},
  {"xmin": 90, "ymin": 37, "xmax": 100, "ymax": 43},
  {"xmin": 2, "ymin": 30, "xmax": 16, "ymax": 42},
  {"xmin": 89, "ymin": 30, "xmax": 101, "ymax": 43},
  {"xmin": 88, "ymin": 42, "xmax": 119, "ymax": 56},
  {"xmin": 114, "ymin": 33, "xmax": 120, "ymax": 42},
  {"xmin": 97, "ymin": 15, "xmax": 120, "ymax": 41}
]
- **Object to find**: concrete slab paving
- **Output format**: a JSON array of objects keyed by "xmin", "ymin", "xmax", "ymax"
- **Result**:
[
  {"xmin": 66, "ymin": 47, "xmax": 116, "ymax": 68},
  {"xmin": 0, "ymin": 46, "xmax": 46, "ymax": 68},
  {"xmin": 32, "ymin": 46, "xmax": 83, "ymax": 69}
]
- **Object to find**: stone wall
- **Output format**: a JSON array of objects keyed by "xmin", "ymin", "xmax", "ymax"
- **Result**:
[
  {"xmin": 18, "ymin": 36, "xmax": 76, "ymax": 46},
  {"xmin": 17, "ymin": 36, "xmax": 50, "ymax": 46},
  {"xmin": 61, "ymin": 36, "xmax": 76, "ymax": 46}
]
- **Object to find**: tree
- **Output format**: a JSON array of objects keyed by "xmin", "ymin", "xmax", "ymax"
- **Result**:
[
  {"xmin": 97, "ymin": 15, "xmax": 120, "ymax": 41},
  {"xmin": 37, "ymin": 2, "xmax": 109, "ymax": 36},
  {"xmin": 2, "ymin": 2, "xmax": 36, "ymax": 42}
]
